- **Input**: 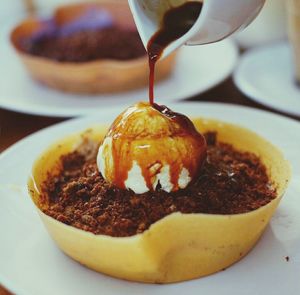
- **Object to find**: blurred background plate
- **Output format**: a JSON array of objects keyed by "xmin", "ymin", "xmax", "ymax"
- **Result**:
[
  {"xmin": 234, "ymin": 42, "xmax": 300, "ymax": 117},
  {"xmin": 0, "ymin": 18, "xmax": 238, "ymax": 117}
]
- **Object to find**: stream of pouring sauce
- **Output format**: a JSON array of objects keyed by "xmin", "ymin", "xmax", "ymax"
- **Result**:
[
  {"xmin": 104, "ymin": 2, "xmax": 206, "ymax": 192},
  {"xmin": 147, "ymin": 1, "xmax": 203, "ymax": 105}
]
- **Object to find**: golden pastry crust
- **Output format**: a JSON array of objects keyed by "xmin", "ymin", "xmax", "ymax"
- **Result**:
[{"xmin": 28, "ymin": 118, "xmax": 291, "ymax": 283}]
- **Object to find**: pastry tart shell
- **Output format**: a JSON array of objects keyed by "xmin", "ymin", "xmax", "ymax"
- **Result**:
[{"xmin": 28, "ymin": 118, "xmax": 291, "ymax": 283}]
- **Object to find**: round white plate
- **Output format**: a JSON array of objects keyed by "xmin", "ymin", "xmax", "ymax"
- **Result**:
[
  {"xmin": 0, "ymin": 17, "xmax": 238, "ymax": 117},
  {"xmin": 234, "ymin": 42, "xmax": 300, "ymax": 117},
  {"xmin": 0, "ymin": 102, "xmax": 300, "ymax": 295}
]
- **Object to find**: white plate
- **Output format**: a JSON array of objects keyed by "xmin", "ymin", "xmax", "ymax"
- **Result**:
[
  {"xmin": 1, "ymin": 102, "xmax": 300, "ymax": 295},
  {"xmin": 234, "ymin": 42, "xmax": 300, "ymax": 117},
  {"xmin": 0, "ymin": 17, "xmax": 238, "ymax": 117}
]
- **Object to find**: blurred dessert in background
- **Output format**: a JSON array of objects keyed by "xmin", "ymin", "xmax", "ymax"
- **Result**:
[
  {"xmin": 10, "ymin": 1, "xmax": 176, "ymax": 94},
  {"xmin": 287, "ymin": 0, "xmax": 300, "ymax": 83},
  {"xmin": 18, "ymin": 8, "xmax": 146, "ymax": 62}
]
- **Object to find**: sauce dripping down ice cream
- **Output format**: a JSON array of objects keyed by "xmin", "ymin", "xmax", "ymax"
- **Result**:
[
  {"xmin": 97, "ymin": 102, "xmax": 207, "ymax": 194},
  {"xmin": 147, "ymin": 1, "xmax": 203, "ymax": 104},
  {"xmin": 97, "ymin": 2, "xmax": 207, "ymax": 194}
]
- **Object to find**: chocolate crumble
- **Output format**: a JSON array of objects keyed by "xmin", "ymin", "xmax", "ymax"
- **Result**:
[{"xmin": 41, "ymin": 132, "xmax": 276, "ymax": 237}]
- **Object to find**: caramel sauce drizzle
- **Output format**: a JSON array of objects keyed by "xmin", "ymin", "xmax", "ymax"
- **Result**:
[
  {"xmin": 103, "ymin": 2, "xmax": 205, "ymax": 191},
  {"xmin": 105, "ymin": 103, "xmax": 207, "ymax": 191}
]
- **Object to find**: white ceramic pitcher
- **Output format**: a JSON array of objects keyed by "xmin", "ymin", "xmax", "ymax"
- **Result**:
[{"xmin": 128, "ymin": 0, "xmax": 266, "ymax": 59}]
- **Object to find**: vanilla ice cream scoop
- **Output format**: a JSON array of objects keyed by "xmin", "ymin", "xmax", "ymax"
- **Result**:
[{"xmin": 97, "ymin": 102, "xmax": 207, "ymax": 194}]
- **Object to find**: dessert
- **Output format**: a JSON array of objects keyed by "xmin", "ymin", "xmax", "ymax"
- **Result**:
[
  {"xmin": 10, "ymin": 1, "xmax": 176, "ymax": 94},
  {"xmin": 27, "ymin": 0, "xmax": 290, "ymax": 284},
  {"xmin": 28, "ymin": 102, "xmax": 291, "ymax": 283}
]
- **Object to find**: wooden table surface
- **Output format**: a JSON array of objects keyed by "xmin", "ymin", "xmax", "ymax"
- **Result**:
[{"xmin": 0, "ymin": 78, "xmax": 299, "ymax": 294}]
